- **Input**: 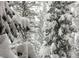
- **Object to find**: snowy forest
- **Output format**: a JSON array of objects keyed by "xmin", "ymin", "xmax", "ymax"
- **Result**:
[{"xmin": 0, "ymin": 1, "xmax": 79, "ymax": 58}]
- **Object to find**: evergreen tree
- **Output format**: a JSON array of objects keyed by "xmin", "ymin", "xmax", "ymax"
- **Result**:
[{"xmin": 45, "ymin": 1, "xmax": 76, "ymax": 58}]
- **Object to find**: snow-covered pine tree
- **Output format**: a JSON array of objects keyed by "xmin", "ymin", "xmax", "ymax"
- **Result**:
[{"xmin": 45, "ymin": 1, "xmax": 76, "ymax": 58}]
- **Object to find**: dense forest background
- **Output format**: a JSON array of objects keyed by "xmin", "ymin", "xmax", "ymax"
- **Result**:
[{"xmin": 1, "ymin": 1, "xmax": 79, "ymax": 58}]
